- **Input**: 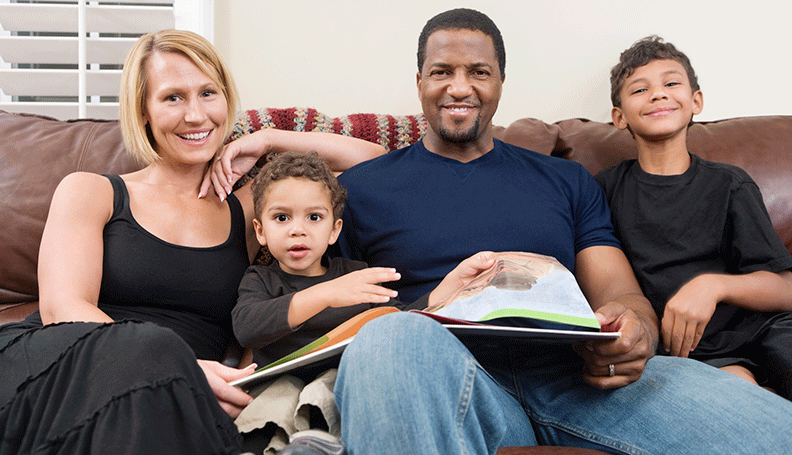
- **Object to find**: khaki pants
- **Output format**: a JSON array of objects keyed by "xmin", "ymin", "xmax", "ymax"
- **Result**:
[{"xmin": 234, "ymin": 369, "xmax": 338, "ymax": 454}]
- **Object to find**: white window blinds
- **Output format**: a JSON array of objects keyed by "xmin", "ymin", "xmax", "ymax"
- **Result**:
[{"xmin": 0, "ymin": 0, "xmax": 213, "ymax": 120}]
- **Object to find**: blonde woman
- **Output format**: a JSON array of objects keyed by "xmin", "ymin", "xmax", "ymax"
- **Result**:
[{"xmin": 0, "ymin": 29, "xmax": 383, "ymax": 454}]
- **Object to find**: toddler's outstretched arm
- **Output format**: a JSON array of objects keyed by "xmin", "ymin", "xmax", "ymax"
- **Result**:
[{"xmin": 288, "ymin": 267, "xmax": 401, "ymax": 327}]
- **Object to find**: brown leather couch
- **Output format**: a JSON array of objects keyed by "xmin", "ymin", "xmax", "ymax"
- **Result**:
[
  {"xmin": 2, "ymin": 109, "xmax": 790, "ymax": 454},
  {"xmin": 2, "ymin": 108, "xmax": 791, "ymax": 324},
  {"xmin": 0, "ymin": 108, "xmax": 792, "ymax": 324}
]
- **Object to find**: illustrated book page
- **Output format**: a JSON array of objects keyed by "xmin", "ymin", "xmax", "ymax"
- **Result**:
[{"xmin": 417, "ymin": 251, "xmax": 604, "ymax": 331}]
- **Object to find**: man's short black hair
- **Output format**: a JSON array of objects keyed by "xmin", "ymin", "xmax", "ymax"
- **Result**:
[
  {"xmin": 610, "ymin": 35, "xmax": 699, "ymax": 108},
  {"xmin": 417, "ymin": 8, "xmax": 505, "ymax": 78}
]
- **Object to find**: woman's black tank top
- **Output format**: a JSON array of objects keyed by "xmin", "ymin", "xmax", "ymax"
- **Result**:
[{"xmin": 98, "ymin": 174, "xmax": 249, "ymax": 361}]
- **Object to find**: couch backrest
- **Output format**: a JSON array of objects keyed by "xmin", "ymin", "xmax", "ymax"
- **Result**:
[
  {"xmin": 2, "ymin": 109, "xmax": 791, "ymax": 317},
  {"xmin": 497, "ymin": 116, "xmax": 792, "ymax": 254},
  {"xmin": 0, "ymin": 110, "xmax": 141, "ymax": 305}
]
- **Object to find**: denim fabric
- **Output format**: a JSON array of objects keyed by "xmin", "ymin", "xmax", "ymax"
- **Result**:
[{"xmin": 334, "ymin": 312, "xmax": 792, "ymax": 455}]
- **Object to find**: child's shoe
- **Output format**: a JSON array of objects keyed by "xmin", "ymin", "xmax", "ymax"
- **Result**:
[{"xmin": 276, "ymin": 429, "xmax": 344, "ymax": 455}]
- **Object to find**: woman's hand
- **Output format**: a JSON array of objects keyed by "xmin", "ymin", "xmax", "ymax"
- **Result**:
[
  {"xmin": 199, "ymin": 130, "xmax": 273, "ymax": 200},
  {"xmin": 196, "ymin": 359, "xmax": 257, "ymax": 418}
]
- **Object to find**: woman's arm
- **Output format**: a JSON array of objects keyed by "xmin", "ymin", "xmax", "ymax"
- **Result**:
[
  {"xmin": 200, "ymin": 129, "xmax": 386, "ymax": 261},
  {"xmin": 265, "ymin": 129, "xmax": 387, "ymax": 172},
  {"xmin": 200, "ymin": 128, "xmax": 386, "ymax": 201},
  {"xmin": 38, "ymin": 172, "xmax": 115, "ymax": 324}
]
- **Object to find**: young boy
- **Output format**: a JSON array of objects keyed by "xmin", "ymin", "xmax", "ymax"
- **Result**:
[
  {"xmin": 596, "ymin": 35, "xmax": 792, "ymax": 399},
  {"xmin": 232, "ymin": 151, "xmax": 494, "ymax": 366}
]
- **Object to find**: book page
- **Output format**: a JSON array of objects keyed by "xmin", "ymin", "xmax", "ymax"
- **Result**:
[{"xmin": 427, "ymin": 252, "xmax": 599, "ymax": 329}]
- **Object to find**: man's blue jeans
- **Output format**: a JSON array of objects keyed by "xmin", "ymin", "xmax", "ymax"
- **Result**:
[{"xmin": 335, "ymin": 312, "xmax": 792, "ymax": 454}]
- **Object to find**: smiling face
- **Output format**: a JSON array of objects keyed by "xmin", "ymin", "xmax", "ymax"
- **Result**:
[
  {"xmin": 143, "ymin": 51, "xmax": 228, "ymax": 166},
  {"xmin": 253, "ymin": 177, "xmax": 343, "ymax": 277},
  {"xmin": 612, "ymin": 59, "xmax": 703, "ymax": 144},
  {"xmin": 417, "ymin": 28, "xmax": 503, "ymax": 158}
]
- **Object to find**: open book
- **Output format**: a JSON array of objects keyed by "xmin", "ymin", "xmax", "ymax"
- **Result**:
[
  {"xmin": 229, "ymin": 307, "xmax": 399, "ymax": 390},
  {"xmin": 231, "ymin": 252, "xmax": 620, "ymax": 390},
  {"xmin": 416, "ymin": 251, "xmax": 604, "ymax": 331}
]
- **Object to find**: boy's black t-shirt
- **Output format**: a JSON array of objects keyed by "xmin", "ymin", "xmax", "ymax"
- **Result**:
[{"xmin": 596, "ymin": 154, "xmax": 792, "ymax": 346}]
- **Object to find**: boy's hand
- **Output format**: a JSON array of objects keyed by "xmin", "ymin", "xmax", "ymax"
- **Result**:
[
  {"xmin": 288, "ymin": 268, "xmax": 401, "ymax": 327},
  {"xmin": 322, "ymin": 267, "xmax": 401, "ymax": 307},
  {"xmin": 428, "ymin": 252, "xmax": 496, "ymax": 308},
  {"xmin": 661, "ymin": 274, "xmax": 719, "ymax": 357}
]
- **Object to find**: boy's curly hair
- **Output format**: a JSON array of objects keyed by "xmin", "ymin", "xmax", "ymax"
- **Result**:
[
  {"xmin": 610, "ymin": 35, "xmax": 699, "ymax": 108},
  {"xmin": 251, "ymin": 151, "xmax": 347, "ymax": 221}
]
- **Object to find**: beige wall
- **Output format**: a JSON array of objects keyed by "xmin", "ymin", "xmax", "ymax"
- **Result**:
[{"xmin": 215, "ymin": 0, "xmax": 790, "ymax": 126}]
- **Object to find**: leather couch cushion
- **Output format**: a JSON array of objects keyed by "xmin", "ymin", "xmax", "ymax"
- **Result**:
[
  {"xmin": 688, "ymin": 117, "xmax": 792, "ymax": 252},
  {"xmin": 0, "ymin": 110, "xmax": 141, "ymax": 304}
]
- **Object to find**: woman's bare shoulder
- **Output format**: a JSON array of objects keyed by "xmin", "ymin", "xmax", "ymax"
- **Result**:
[
  {"xmin": 51, "ymin": 172, "xmax": 115, "ymax": 215},
  {"xmin": 57, "ymin": 171, "xmax": 114, "ymax": 188}
]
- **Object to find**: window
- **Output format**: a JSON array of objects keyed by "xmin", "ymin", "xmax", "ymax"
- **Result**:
[{"xmin": 0, "ymin": 0, "xmax": 213, "ymax": 119}]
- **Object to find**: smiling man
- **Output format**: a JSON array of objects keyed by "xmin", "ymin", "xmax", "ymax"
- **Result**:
[
  {"xmin": 329, "ymin": 8, "xmax": 792, "ymax": 455},
  {"xmin": 416, "ymin": 27, "xmax": 502, "ymax": 160}
]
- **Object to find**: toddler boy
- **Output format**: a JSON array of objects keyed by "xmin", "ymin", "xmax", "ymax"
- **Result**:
[
  {"xmin": 233, "ymin": 151, "xmax": 493, "ymax": 366},
  {"xmin": 596, "ymin": 35, "xmax": 792, "ymax": 399}
]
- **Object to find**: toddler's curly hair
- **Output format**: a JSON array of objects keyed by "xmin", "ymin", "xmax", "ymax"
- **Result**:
[{"xmin": 251, "ymin": 151, "xmax": 347, "ymax": 221}]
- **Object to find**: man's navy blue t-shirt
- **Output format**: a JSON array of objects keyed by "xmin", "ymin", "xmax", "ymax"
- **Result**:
[{"xmin": 335, "ymin": 139, "xmax": 619, "ymax": 303}]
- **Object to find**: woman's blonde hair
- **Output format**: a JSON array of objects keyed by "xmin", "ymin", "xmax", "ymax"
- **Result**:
[{"xmin": 119, "ymin": 29, "xmax": 239, "ymax": 165}]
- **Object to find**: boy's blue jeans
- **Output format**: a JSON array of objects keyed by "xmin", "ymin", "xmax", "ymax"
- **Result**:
[{"xmin": 335, "ymin": 312, "xmax": 792, "ymax": 455}]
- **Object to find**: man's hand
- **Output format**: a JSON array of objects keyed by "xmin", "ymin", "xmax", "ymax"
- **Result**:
[
  {"xmin": 427, "ymin": 251, "xmax": 496, "ymax": 309},
  {"xmin": 197, "ymin": 360, "xmax": 256, "ymax": 419},
  {"xmin": 573, "ymin": 246, "xmax": 659, "ymax": 389},
  {"xmin": 661, "ymin": 274, "xmax": 719, "ymax": 358},
  {"xmin": 575, "ymin": 301, "xmax": 656, "ymax": 389}
]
